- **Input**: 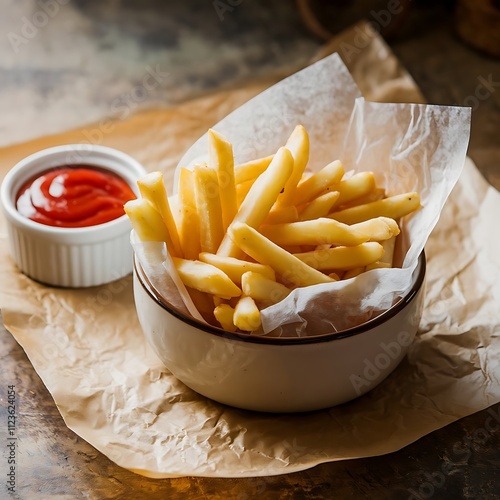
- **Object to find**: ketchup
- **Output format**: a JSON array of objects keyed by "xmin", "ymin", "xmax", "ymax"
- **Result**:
[{"xmin": 16, "ymin": 166, "xmax": 136, "ymax": 228}]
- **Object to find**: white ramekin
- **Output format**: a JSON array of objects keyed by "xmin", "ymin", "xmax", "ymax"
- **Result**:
[{"xmin": 0, "ymin": 144, "xmax": 146, "ymax": 288}]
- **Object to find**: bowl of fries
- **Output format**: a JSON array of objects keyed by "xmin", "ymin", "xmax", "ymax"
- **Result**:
[
  {"xmin": 133, "ymin": 250, "xmax": 425, "ymax": 413},
  {"xmin": 128, "ymin": 125, "xmax": 426, "ymax": 412}
]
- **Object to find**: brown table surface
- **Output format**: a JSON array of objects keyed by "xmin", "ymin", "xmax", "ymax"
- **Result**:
[{"xmin": 1, "ymin": 2, "xmax": 499, "ymax": 499}]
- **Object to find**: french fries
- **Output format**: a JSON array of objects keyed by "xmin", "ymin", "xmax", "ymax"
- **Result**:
[
  {"xmin": 293, "ymin": 242, "xmax": 385, "ymax": 271},
  {"xmin": 234, "ymin": 155, "xmax": 273, "ymax": 184},
  {"xmin": 172, "ymin": 257, "xmax": 241, "ymax": 300},
  {"xmin": 136, "ymin": 172, "xmax": 183, "ymax": 257},
  {"xmin": 124, "ymin": 198, "xmax": 170, "ymax": 243},
  {"xmin": 229, "ymin": 222, "xmax": 335, "ymax": 287},
  {"xmin": 208, "ymin": 129, "xmax": 237, "ymax": 231},
  {"xmin": 233, "ymin": 296, "xmax": 262, "ymax": 331},
  {"xmin": 278, "ymin": 125, "xmax": 309, "ymax": 206},
  {"xmin": 127, "ymin": 126, "xmax": 421, "ymax": 333},
  {"xmin": 241, "ymin": 271, "xmax": 291, "ymax": 305},
  {"xmin": 217, "ymin": 147, "xmax": 294, "ymax": 258},
  {"xmin": 214, "ymin": 304, "xmax": 237, "ymax": 332},
  {"xmin": 293, "ymin": 160, "xmax": 344, "ymax": 206},
  {"xmin": 299, "ymin": 191, "xmax": 339, "ymax": 221},
  {"xmin": 263, "ymin": 205, "xmax": 299, "ymax": 225},
  {"xmin": 177, "ymin": 168, "xmax": 201, "ymax": 260},
  {"xmin": 193, "ymin": 164, "xmax": 225, "ymax": 254},
  {"xmin": 258, "ymin": 218, "xmax": 370, "ymax": 247},
  {"xmin": 329, "ymin": 192, "xmax": 420, "ymax": 224},
  {"xmin": 199, "ymin": 252, "xmax": 275, "ymax": 285},
  {"xmin": 334, "ymin": 171, "xmax": 376, "ymax": 206},
  {"xmin": 350, "ymin": 217, "xmax": 400, "ymax": 241}
]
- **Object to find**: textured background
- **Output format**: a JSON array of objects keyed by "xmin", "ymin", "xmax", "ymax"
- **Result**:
[{"xmin": 1, "ymin": 1, "xmax": 499, "ymax": 498}]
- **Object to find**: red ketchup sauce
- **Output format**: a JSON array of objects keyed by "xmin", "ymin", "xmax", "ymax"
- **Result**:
[{"xmin": 16, "ymin": 166, "xmax": 136, "ymax": 228}]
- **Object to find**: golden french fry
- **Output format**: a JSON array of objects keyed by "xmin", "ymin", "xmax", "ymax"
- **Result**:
[
  {"xmin": 233, "ymin": 296, "xmax": 262, "ymax": 331},
  {"xmin": 365, "ymin": 261, "xmax": 392, "ymax": 271},
  {"xmin": 263, "ymin": 205, "xmax": 299, "ymax": 225},
  {"xmin": 214, "ymin": 303, "xmax": 237, "ymax": 331},
  {"xmin": 339, "ymin": 186, "xmax": 385, "ymax": 208},
  {"xmin": 293, "ymin": 242, "xmax": 384, "ymax": 271},
  {"xmin": 278, "ymin": 125, "xmax": 309, "ymax": 206},
  {"xmin": 208, "ymin": 129, "xmax": 237, "ymax": 231},
  {"xmin": 217, "ymin": 147, "xmax": 294, "ymax": 257},
  {"xmin": 329, "ymin": 192, "xmax": 420, "ymax": 225},
  {"xmin": 137, "ymin": 171, "xmax": 183, "ymax": 257},
  {"xmin": 172, "ymin": 257, "xmax": 241, "ymax": 300},
  {"xmin": 178, "ymin": 168, "xmax": 201, "ymax": 260},
  {"xmin": 299, "ymin": 171, "xmax": 314, "ymax": 182},
  {"xmin": 299, "ymin": 191, "xmax": 340, "ymax": 221},
  {"xmin": 194, "ymin": 164, "xmax": 225, "ymax": 254},
  {"xmin": 343, "ymin": 267, "xmax": 366, "ymax": 279},
  {"xmin": 168, "ymin": 193, "xmax": 182, "ymax": 229},
  {"xmin": 234, "ymin": 155, "xmax": 273, "ymax": 184},
  {"xmin": 178, "ymin": 168, "xmax": 196, "ymax": 206},
  {"xmin": 259, "ymin": 218, "xmax": 370, "ymax": 247},
  {"xmin": 229, "ymin": 222, "xmax": 335, "ymax": 287},
  {"xmin": 334, "ymin": 171, "xmax": 376, "ymax": 207},
  {"xmin": 178, "ymin": 204, "xmax": 200, "ymax": 261},
  {"xmin": 282, "ymin": 245, "xmax": 304, "ymax": 254},
  {"xmin": 236, "ymin": 179, "xmax": 253, "ymax": 207},
  {"xmin": 350, "ymin": 216, "xmax": 400, "ymax": 241},
  {"xmin": 212, "ymin": 295, "xmax": 224, "ymax": 307},
  {"xmin": 379, "ymin": 235, "xmax": 396, "ymax": 266},
  {"xmin": 241, "ymin": 271, "xmax": 291, "ymax": 304},
  {"xmin": 124, "ymin": 198, "xmax": 169, "ymax": 242},
  {"xmin": 199, "ymin": 252, "xmax": 275, "ymax": 285},
  {"xmin": 293, "ymin": 160, "xmax": 344, "ymax": 205}
]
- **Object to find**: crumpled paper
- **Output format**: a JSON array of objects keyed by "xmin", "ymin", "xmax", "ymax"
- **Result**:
[
  {"xmin": 1, "ymin": 23, "xmax": 499, "ymax": 478},
  {"xmin": 136, "ymin": 53, "xmax": 471, "ymax": 337}
]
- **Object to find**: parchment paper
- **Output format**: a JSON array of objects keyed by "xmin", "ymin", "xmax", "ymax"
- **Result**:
[{"xmin": 1, "ymin": 23, "xmax": 499, "ymax": 478}]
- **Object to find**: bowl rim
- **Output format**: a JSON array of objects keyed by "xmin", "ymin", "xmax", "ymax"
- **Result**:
[
  {"xmin": 134, "ymin": 251, "xmax": 426, "ymax": 345},
  {"xmin": 0, "ymin": 144, "xmax": 145, "ymax": 236}
]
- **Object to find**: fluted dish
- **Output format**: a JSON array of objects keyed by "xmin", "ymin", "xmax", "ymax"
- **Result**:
[{"xmin": 1, "ymin": 144, "xmax": 146, "ymax": 287}]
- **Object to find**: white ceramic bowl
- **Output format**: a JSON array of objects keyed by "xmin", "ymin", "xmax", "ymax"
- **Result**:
[
  {"xmin": 1, "ymin": 145, "xmax": 146, "ymax": 287},
  {"xmin": 133, "ymin": 252, "xmax": 426, "ymax": 413}
]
